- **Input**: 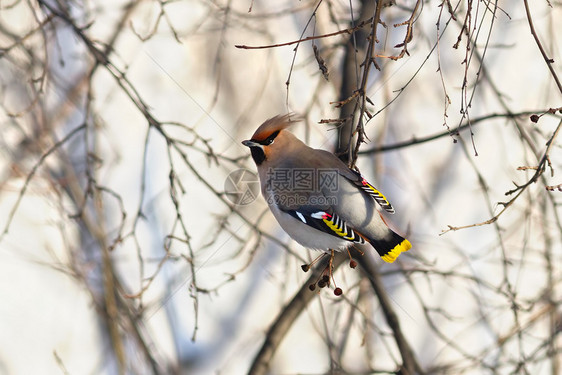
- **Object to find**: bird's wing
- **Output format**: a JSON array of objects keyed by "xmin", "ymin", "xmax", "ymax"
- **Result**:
[
  {"xmin": 309, "ymin": 149, "xmax": 395, "ymax": 214},
  {"xmin": 345, "ymin": 169, "xmax": 395, "ymax": 214},
  {"xmin": 280, "ymin": 206, "xmax": 366, "ymax": 244}
]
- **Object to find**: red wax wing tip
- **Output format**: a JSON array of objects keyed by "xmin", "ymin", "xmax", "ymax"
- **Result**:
[{"xmin": 322, "ymin": 213, "xmax": 332, "ymax": 220}]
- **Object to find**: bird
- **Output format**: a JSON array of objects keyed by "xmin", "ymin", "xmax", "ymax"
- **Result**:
[{"xmin": 242, "ymin": 114, "xmax": 411, "ymax": 264}]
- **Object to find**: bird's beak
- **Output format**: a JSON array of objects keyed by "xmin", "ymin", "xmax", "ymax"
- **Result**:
[{"xmin": 242, "ymin": 140, "xmax": 259, "ymax": 148}]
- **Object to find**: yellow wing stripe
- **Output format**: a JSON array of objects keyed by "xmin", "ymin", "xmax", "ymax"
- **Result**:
[
  {"xmin": 321, "ymin": 214, "xmax": 364, "ymax": 243},
  {"xmin": 361, "ymin": 179, "xmax": 395, "ymax": 214},
  {"xmin": 323, "ymin": 217, "xmax": 352, "ymax": 239},
  {"xmin": 381, "ymin": 239, "xmax": 412, "ymax": 263}
]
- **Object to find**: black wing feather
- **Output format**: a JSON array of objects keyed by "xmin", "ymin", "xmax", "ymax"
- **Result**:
[
  {"xmin": 283, "ymin": 208, "xmax": 366, "ymax": 244},
  {"xmin": 346, "ymin": 169, "xmax": 395, "ymax": 214}
]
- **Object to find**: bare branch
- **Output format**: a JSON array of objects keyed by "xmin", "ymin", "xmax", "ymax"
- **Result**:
[{"xmin": 235, "ymin": 17, "xmax": 374, "ymax": 50}]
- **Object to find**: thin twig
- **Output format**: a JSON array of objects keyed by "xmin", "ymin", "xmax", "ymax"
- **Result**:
[
  {"xmin": 248, "ymin": 254, "xmax": 346, "ymax": 375},
  {"xmin": 523, "ymin": 0, "xmax": 562, "ymax": 96},
  {"xmin": 235, "ymin": 17, "xmax": 374, "ymax": 50},
  {"xmin": 355, "ymin": 250, "xmax": 424, "ymax": 374},
  {"xmin": 358, "ymin": 111, "xmax": 556, "ymax": 154},
  {"xmin": 0, "ymin": 124, "xmax": 86, "ymax": 242},
  {"xmin": 443, "ymin": 119, "xmax": 562, "ymax": 233}
]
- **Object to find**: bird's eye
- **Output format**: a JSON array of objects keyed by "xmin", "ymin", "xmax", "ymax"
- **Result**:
[{"xmin": 262, "ymin": 130, "xmax": 280, "ymax": 146}]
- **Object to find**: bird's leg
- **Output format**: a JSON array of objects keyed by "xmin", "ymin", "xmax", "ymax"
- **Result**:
[
  {"xmin": 328, "ymin": 249, "xmax": 343, "ymax": 296},
  {"xmin": 328, "ymin": 249, "xmax": 335, "ymax": 283},
  {"xmin": 317, "ymin": 250, "xmax": 334, "ymax": 289}
]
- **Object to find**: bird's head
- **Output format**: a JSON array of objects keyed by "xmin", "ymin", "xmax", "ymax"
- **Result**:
[{"xmin": 242, "ymin": 114, "xmax": 301, "ymax": 166}]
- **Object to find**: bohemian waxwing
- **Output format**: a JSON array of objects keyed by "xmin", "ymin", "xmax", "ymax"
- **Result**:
[{"xmin": 242, "ymin": 114, "xmax": 411, "ymax": 263}]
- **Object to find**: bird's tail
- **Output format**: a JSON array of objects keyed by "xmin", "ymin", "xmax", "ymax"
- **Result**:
[{"xmin": 367, "ymin": 231, "xmax": 412, "ymax": 263}]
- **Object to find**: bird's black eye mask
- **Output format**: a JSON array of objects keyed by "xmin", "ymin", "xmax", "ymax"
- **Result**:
[
  {"xmin": 247, "ymin": 130, "xmax": 279, "ymax": 165},
  {"xmin": 254, "ymin": 130, "xmax": 280, "ymax": 146}
]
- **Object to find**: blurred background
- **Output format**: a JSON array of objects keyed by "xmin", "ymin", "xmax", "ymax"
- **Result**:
[{"xmin": 0, "ymin": 0, "xmax": 561, "ymax": 374}]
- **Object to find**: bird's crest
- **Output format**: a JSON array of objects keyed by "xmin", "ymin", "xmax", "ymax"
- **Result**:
[{"xmin": 250, "ymin": 114, "xmax": 298, "ymax": 142}]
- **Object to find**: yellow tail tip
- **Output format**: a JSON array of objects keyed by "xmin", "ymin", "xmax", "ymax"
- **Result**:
[{"xmin": 381, "ymin": 239, "xmax": 412, "ymax": 263}]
